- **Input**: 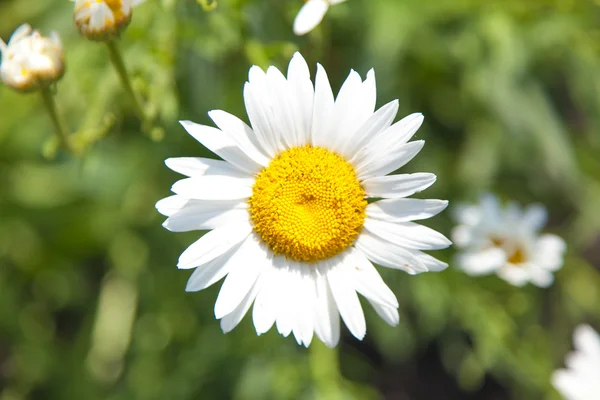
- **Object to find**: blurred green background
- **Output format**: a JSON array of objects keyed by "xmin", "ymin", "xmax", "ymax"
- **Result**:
[{"xmin": 1, "ymin": 0, "xmax": 600, "ymax": 399}]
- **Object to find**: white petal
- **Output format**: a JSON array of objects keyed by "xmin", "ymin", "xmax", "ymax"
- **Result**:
[
  {"xmin": 346, "ymin": 247, "xmax": 398, "ymax": 308},
  {"xmin": 364, "ymin": 219, "xmax": 451, "ymax": 250},
  {"xmin": 408, "ymin": 249, "xmax": 449, "ymax": 272},
  {"xmin": 244, "ymin": 73, "xmax": 280, "ymax": 157},
  {"xmin": 274, "ymin": 257, "xmax": 294, "ymax": 337},
  {"xmin": 155, "ymin": 195, "xmax": 189, "ymax": 217},
  {"xmin": 534, "ymin": 234, "xmax": 566, "ymax": 271},
  {"xmin": 367, "ymin": 198, "xmax": 448, "ymax": 223},
  {"xmin": 358, "ymin": 140, "xmax": 425, "ymax": 180},
  {"xmin": 293, "ymin": 0, "xmax": 329, "ymax": 36},
  {"xmin": 552, "ymin": 370, "xmax": 582, "ymax": 400},
  {"xmin": 330, "ymin": 69, "xmax": 377, "ymax": 155},
  {"xmin": 180, "ymin": 120, "xmax": 263, "ymax": 175},
  {"xmin": 497, "ymin": 265, "xmax": 530, "ymax": 287},
  {"xmin": 522, "ymin": 203, "xmax": 548, "ymax": 232},
  {"xmin": 354, "ymin": 113, "xmax": 424, "ymax": 177},
  {"xmin": 7, "ymin": 24, "xmax": 31, "ymax": 44},
  {"xmin": 185, "ymin": 246, "xmax": 241, "ymax": 292},
  {"xmin": 290, "ymin": 262, "xmax": 316, "ymax": 347},
  {"xmin": 287, "ymin": 52, "xmax": 314, "ymax": 145},
  {"xmin": 481, "ymin": 194, "xmax": 503, "ymax": 221},
  {"xmin": 362, "ymin": 173, "xmax": 436, "ymax": 199},
  {"xmin": 265, "ymin": 66, "xmax": 300, "ymax": 148},
  {"xmin": 451, "ymin": 225, "xmax": 473, "ymax": 248},
  {"xmin": 346, "ymin": 100, "xmax": 399, "ymax": 163},
  {"xmin": 528, "ymin": 267, "xmax": 555, "ymax": 288},
  {"xmin": 132, "ymin": 0, "xmax": 146, "ymax": 6},
  {"xmin": 165, "ymin": 157, "xmax": 249, "ymax": 178},
  {"xmin": 504, "ymin": 201, "xmax": 522, "ymax": 224},
  {"xmin": 171, "ymin": 176, "xmax": 253, "ymax": 200},
  {"xmin": 281, "ymin": 263, "xmax": 305, "ymax": 343},
  {"xmin": 87, "ymin": 3, "xmax": 114, "ymax": 30},
  {"xmin": 220, "ymin": 278, "xmax": 261, "ymax": 334},
  {"xmin": 163, "ymin": 207, "xmax": 248, "ymax": 232},
  {"xmin": 452, "ymin": 204, "xmax": 483, "ymax": 227},
  {"xmin": 327, "ymin": 70, "xmax": 365, "ymax": 152},
  {"xmin": 362, "ymin": 69, "xmax": 377, "ymax": 117},
  {"xmin": 456, "ymin": 247, "xmax": 507, "ymax": 275},
  {"xmin": 311, "ymin": 63, "xmax": 335, "ymax": 148},
  {"xmin": 177, "ymin": 222, "xmax": 252, "ymax": 269},
  {"xmin": 252, "ymin": 265, "xmax": 277, "ymax": 335},
  {"xmin": 156, "ymin": 196, "xmax": 246, "ymax": 218},
  {"xmin": 574, "ymin": 324, "xmax": 600, "ymax": 357},
  {"xmin": 364, "ymin": 113, "xmax": 423, "ymax": 153},
  {"xmin": 354, "ymin": 231, "xmax": 427, "ymax": 274},
  {"xmin": 214, "ymin": 234, "xmax": 269, "ymax": 319},
  {"xmin": 208, "ymin": 110, "xmax": 271, "ymax": 166},
  {"xmin": 326, "ymin": 255, "xmax": 366, "ymax": 340},
  {"xmin": 313, "ymin": 267, "xmax": 340, "ymax": 348},
  {"xmin": 370, "ymin": 302, "xmax": 400, "ymax": 327}
]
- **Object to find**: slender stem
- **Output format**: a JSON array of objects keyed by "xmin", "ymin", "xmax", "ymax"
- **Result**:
[
  {"xmin": 309, "ymin": 341, "xmax": 343, "ymax": 400},
  {"xmin": 40, "ymin": 87, "xmax": 74, "ymax": 153},
  {"xmin": 105, "ymin": 40, "xmax": 147, "ymax": 123}
]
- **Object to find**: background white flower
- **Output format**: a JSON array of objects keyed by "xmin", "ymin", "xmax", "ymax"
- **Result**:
[
  {"xmin": 293, "ymin": 0, "xmax": 348, "ymax": 36},
  {"xmin": 73, "ymin": 0, "xmax": 146, "ymax": 41},
  {"xmin": 0, "ymin": 24, "xmax": 64, "ymax": 92},
  {"xmin": 552, "ymin": 325, "xmax": 600, "ymax": 400},
  {"xmin": 451, "ymin": 194, "xmax": 566, "ymax": 287},
  {"xmin": 157, "ymin": 52, "xmax": 450, "ymax": 347}
]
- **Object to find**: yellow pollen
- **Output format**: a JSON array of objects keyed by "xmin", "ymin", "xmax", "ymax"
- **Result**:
[
  {"xmin": 490, "ymin": 236, "xmax": 527, "ymax": 265},
  {"xmin": 249, "ymin": 145, "xmax": 367, "ymax": 263},
  {"xmin": 104, "ymin": 0, "xmax": 126, "ymax": 21},
  {"xmin": 507, "ymin": 246, "xmax": 526, "ymax": 264}
]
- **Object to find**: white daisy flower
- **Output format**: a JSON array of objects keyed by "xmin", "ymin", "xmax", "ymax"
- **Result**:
[
  {"xmin": 0, "ymin": 24, "xmax": 64, "ymax": 93},
  {"xmin": 156, "ymin": 52, "xmax": 451, "ymax": 348},
  {"xmin": 293, "ymin": 0, "xmax": 348, "ymax": 36},
  {"xmin": 552, "ymin": 325, "xmax": 600, "ymax": 400},
  {"xmin": 73, "ymin": 0, "xmax": 146, "ymax": 41},
  {"xmin": 451, "ymin": 194, "xmax": 566, "ymax": 288}
]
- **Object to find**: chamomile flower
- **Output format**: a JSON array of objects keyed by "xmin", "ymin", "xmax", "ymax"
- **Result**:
[
  {"xmin": 552, "ymin": 325, "xmax": 600, "ymax": 400},
  {"xmin": 452, "ymin": 194, "xmax": 566, "ymax": 287},
  {"xmin": 293, "ymin": 0, "xmax": 348, "ymax": 36},
  {"xmin": 73, "ymin": 0, "xmax": 146, "ymax": 41},
  {"xmin": 0, "ymin": 24, "xmax": 64, "ymax": 93},
  {"xmin": 156, "ymin": 52, "xmax": 450, "ymax": 348}
]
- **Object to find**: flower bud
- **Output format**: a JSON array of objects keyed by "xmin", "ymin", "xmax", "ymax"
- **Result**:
[
  {"xmin": 73, "ymin": 0, "xmax": 146, "ymax": 41},
  {"xmin": 0, "ymin": 24, "xmax": 65, "ymax": 93}
]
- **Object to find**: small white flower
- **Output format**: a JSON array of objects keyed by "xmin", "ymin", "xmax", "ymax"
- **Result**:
[
  {"xmin": 73, "ymin": 0, "xmax": 146, "ymax": 41},
  {"xmin": 156, "ymin": 52, "xmax": 451, "ymax": 348},
  {"xmin": 0, "ymin": 24, "xmax": 65, "ymax": 93},
  {"xmin": 293, "ymin": 0, "xmax": 348, "ymax": 36},
  {"xmin": 552, "ymin": 325, "xmax": 600, "ymax": 400},
  {"xmin": 451, "ymin": 194, "xmax": 566, "ymax": 287}
]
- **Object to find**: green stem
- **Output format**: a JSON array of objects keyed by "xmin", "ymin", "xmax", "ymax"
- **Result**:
[
  {"xmin": 105, "ymin": 40, "xmax": 147, "ymax": 124},
  {"xmin": 40, "ymin": 87, "xmax": 74, "ymax": 153},
  {"xmin": 309, "ymin": 340, "xmax": 343, "ymax": 400}
]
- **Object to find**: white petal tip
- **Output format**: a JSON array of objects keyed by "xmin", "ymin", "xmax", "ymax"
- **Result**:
[
  {"xmin": 184, "ymin": 283, "xmax": 199, "ymax": 292},
  {"xmin": 179, "ymin": 120, "xmax": 196, "ymax": 132}
]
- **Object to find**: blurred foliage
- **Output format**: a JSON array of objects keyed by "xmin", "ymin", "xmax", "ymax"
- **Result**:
[{"xmin": 1, "ymin": 0, "xmax": 600, "ymax": 399}]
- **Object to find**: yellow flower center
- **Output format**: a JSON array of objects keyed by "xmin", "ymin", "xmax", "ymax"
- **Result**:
[
  {"xmin": 249, "ymin": 145, "xmax": 367, "ymax": 263},
  {"xmin": 490, "ymin": 236, "xmax": 528, "ymax": 265},
  {"xmin": 102, "ymin": 0, "xmax": 126, "ymax": 19},
  {"xmin": 507, "ymin": 246, "xmax": 526, "ymax": 264}
]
